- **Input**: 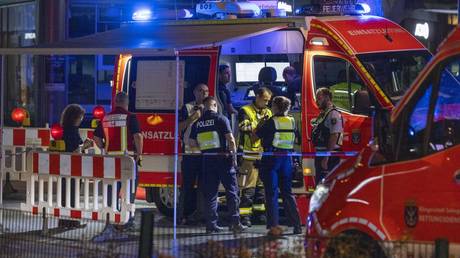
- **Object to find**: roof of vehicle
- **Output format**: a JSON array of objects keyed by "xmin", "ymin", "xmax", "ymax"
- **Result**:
[
  {"xmin": 391, "ymin": 27, "xmax": 460, "ymax": 122},
  {"xmin": 310, "ymin": 15, "xmax": 426, "ymax": 55}
]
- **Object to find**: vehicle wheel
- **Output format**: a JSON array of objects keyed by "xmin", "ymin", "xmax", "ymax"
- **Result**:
[
  {"xmin": 152, "ymin": 187, "xmax": 180, "ymax": 217},
  {"xmin": 324, "ymin": 231, "xmax": 387, "ymax": 258}
]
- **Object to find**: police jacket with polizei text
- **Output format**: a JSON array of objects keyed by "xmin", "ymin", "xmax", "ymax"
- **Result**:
[
  {"xmin": 189, "ymin": 110, "xmax": 232, "ymax": 153},
  {"xmin": 255, "ymin": 115, "xmax": 296, "ymax": 152},
  {"xmin": 311, "ymin": 107, "xmax": 343, "ymax": 149}
]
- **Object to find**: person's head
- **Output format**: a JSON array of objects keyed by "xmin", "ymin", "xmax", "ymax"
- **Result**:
[
  {"xmin": 258, "ymin": 66, "xmax": 277, "ymax": 86},
  {"xmin": 254, "ymin": 87, "xmax": 272, "ymax": 109},
  {"xmin": 203, "ymin": 96, "xmax": 218, "ymax": 113},
  {"xmin": 193, "ymin": 83, "xmax": 209, "ymax": 104},
  {"xmin": 315, "ymin": 87, "xmax": 333, "ymax": 110},
  {"xmin": 271, "ymin": 96, "xmax": 291, "ymax": 115},
  {"xmin": 115, "ymin": 92, "xmax": 129, "ymax": 110},
  {"xmin": 60, "ymin": 104, "xmax": 85, "ymax": 127},
  {"xmin": 218, "ymin": 64, "xmax": 231, "ymax": 85},
  {"xmin": 282, "ymin": 66, "xmax": 297, "ymax": 84}
]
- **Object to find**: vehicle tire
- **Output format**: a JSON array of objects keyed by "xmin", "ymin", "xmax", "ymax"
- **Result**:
[
  {"xmin": 324, "ymin": 231, "xmax": 387, "ymax": 258},
  {"xmin": 152, "ymin": 186, "xmax": 180, "ymax": 217}
]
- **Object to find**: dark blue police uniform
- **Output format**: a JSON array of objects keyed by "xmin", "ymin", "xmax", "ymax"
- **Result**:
[
  {"xmin": 190, "ymin": 110, "xmax": 240, "ymax": 230},
  {"xmin": 256, "ymin": 115, "xmax": 301, "ymax": 231}
]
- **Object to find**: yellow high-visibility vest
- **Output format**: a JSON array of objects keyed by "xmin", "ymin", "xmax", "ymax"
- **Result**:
[
  {"xmin": 197, "ymin": 131, "xmax": 221, "ymax": 151},
  {"xmin": 238, "ymin": 104, "xmax": 272, "ymax": 159},
  {"xmin": 272, "ymin": 116, "xmax": 296, "ymax": 150}
]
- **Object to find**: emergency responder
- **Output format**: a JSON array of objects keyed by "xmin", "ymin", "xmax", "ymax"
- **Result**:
[
  {"xmin": 238, "ymin": 87, "xmax": 273, "ymax": 226},
  {"xmin": 255, "ymin": 96, "xmax": 302, "ymax": 234},
  {"xmin": 311, "ymin": 88, "xmax": 343, "ymax": 185},
  {"xmin": 282, "ymin": 66, "xmax": 301, "ymax": 108},
  {"xmin": 93, "ymin": 92, "xmax": 143, "ymax": 229},
  {"xmin": 218, "ymin": 64, "xmax": 237, "ymax": 120},
  {"xmin": 177, "ymin": 83, "xmax": 208, "ymax": 225},
  {"xmin": 189, "ymin": 96, "xmax": 246, "ymax": 234}
]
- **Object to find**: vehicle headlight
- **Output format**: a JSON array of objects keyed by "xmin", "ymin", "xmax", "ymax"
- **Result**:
[{"xmin": 309, "ymin": 184, "xmax": 329, "ymax": 213}]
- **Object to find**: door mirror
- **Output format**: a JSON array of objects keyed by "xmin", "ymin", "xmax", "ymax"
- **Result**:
[{"xmin": 352, "ymin": 90, "xmax": 371, "ymax": 115}]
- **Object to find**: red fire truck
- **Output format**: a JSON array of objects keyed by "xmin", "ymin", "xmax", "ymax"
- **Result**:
[
  {"xmin": 306, "ymin": 27, "xmax": 460, "ymax": 256},
  {"xmin": 110, "ymin": 10, "xmax": 430, "ymax": 217}
]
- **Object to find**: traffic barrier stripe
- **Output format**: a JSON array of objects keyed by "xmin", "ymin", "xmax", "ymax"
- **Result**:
[
  {"xmin": 22, "ymin": 151, "xmax": 136, "ymax": 224},
  {"xmin": 32, "ymin": 153, "xmax": 122, "ymax": 179}
]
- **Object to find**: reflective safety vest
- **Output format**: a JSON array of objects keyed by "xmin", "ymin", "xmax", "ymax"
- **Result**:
[
  {"xmin": 272, "ymin": 116, "xmax": 296, "ymax": 150},
  {"xmin": 239, "ymin": 104, "xmax": 272, "ymax": 160},
  {"xmin": 102, "ymin": 113, "xmax": 128, "ymax": 154},
  {"xmin": 183, "ymin": 102, "xmax": 201, "ymax": 154},
  {"xmin": 197, "ymin": 131, "xmax": 221, "ymax": 151}
]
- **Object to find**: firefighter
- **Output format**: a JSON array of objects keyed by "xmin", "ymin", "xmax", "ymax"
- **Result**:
[
  {"xmin": 177, "ymin": 83, "xmax": 208, "ymax": 225},
  {"xmin": 189, "ymin": 96, "xmax": 246, "ymax": 234},
  {"xmin": 93, "ymin": 92, "xmax": 143, "ymax": 229},
  {"xmin": 255, "ymin": 96, "xmax": 302, "ymax": 234},
  {"xmin": 311, "ymin": 88, "xmax": 343, "ymax": 185},
  {"xmin": 237, "ymin": 87, "xmax": 273, "ymax": 226}
]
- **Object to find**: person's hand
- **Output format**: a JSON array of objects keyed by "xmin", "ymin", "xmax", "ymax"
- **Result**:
[
  {"xmin": 135, "ymin": 154, "xmax": 142, "ymax": 167},
  {"xmin": 82, "ymin": 138, "xmax": 93, "ymax": 149},
  {"xmin": 321, "ymin": 157, "xmax": 329, "ymax": 171}
]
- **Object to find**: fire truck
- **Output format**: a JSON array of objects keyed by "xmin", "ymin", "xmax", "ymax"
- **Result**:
[
  {"xmin": 306, "ymin": 27, "xmax": 460, "ymax": 256},
  {"xmin": 110, "ymin": 4, "xmax": 430, "ymax": 217}
]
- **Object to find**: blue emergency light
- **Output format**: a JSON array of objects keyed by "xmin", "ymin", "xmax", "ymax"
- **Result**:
[{"xmin": 132, "ymin": 8, "xmax": 153, "ymax": 21}]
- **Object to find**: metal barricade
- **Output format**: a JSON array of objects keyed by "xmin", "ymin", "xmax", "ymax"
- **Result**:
[{"xmin": 21, "ymin": 151, "xmax": 136, "ymax": 224}]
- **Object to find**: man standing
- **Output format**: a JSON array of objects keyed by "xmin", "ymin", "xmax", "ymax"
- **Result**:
[
  {"xmin": 311, "ymin": 88, "xmax": 344, "ymax": 185},
  {"xmin": 282, "ymin": 66, "xmax": 302, "ymax": 108},
  {"xmin": 178, "ymin": 83, "xmax": 209, "ymax": 224},
  {"xmin": 256, "ymin": 96, "xmax": 302, "ymax": 234},
  {"xmin": 189, "ymin": 96, "xmax": 246, "ymax": 234},
  {"xmin": 237, "ymin": 87, "xmax": 272, "ymax": 226},
  {"xmin": 93, "ymin": 92, "xmax": 143, "ymax": 228},
  {"xmin": 218, "ymin": 64, "xmax": 237, "ymax": 120}
]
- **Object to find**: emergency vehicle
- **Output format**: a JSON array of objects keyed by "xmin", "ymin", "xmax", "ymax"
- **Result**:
[
  {"xmin": 195, "ymin": 0, "xmax": 262, "ymax": 19},
  {"xmin": 306, "ymin": 27, "xmax": 460, "ymax": 256},
  {"xmin": 110, "ymin": 4, "xmax": 430, "ymax": 217}
]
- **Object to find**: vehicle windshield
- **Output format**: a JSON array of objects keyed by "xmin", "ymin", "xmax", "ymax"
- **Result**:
[{"xmin": 357, "ymin": 50, "xmax": 431, "ymax": 104}]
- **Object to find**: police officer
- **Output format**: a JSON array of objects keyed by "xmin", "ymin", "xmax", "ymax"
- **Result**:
[
  {"xmin": 311, "ymin": 88, "xmax": 344, "ymax": 185},
  {"xmin": 255, "ymin": 96, "xmax": 302, "ymax": 234},
  {"xmin": 93, "ymin": 92, "xmax": 143, "ymax": 228},
  {"xmin": 177, "ymin": 83, "xmax": 208, "ymax": 225},
  {"xmin": 189, "ymin": 96, "xmax": 246, "ymax": 234},
  {"xmin": 238, "ymin": 87, "xmax": 273, "ymax": 226}
]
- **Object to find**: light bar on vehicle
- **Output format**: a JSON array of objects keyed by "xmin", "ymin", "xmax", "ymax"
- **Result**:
[
  {"xmin": 295, "ymin": 2, "xmax": 371, "ymax": 16},
  {"xmin": 132, "ymin": 8, "xmax": 153, "ymax": 21}
]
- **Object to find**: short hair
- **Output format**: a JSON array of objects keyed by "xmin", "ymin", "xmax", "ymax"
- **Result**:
[
  {"xmin": 193, "ymin": 83, "xmax": 208, "ymax": 92},
  {"xmin": 282, "ymin": 66, "xmax": 296, "ymax": 77},
  {"xmin": 203, "ymin": 96, "xmax": 217, "ymax": 106},
  {"xmin": 115, "ymin": 92, "xmax": 129, "ymax": 105},
  {"xmin": 219, "ymin": 64, "xmax": 230, "ymax": 73},
  {"xmin": 255, "ymin": 87, "xmax": 272, "ymax": 97},
  {"xmin": 316, "ymin": 87, "xmax": 333, "ymax": 100},
  {"xmin": 60, "ymin": 104, "xmax": 85, "ymax": 127},
  {"xmin": 272, "ymin": 96, "xmax": 291, "ymax": 114}
]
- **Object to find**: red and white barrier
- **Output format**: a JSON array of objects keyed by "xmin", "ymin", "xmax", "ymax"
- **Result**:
[{"xmin": 21, "ymin": 151, "xmax": 136, "ymax": 224}]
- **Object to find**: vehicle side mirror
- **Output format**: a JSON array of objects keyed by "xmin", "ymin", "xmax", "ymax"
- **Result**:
[{"xmin": 373, "ymin": 108, "xmax": 394, "ymax": 160}]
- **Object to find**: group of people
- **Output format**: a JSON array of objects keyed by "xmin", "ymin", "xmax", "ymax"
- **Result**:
[
  {"xmin": 58, "ymin": 62, "xmax": 343, "ymax": 235},
  {"xmin": 178, "ymin": 64, "xmax": 343, "ymax": 235}
]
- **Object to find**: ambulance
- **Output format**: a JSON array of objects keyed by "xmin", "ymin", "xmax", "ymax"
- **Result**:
[
  {"xmin": 306, "ymin": 27, "xmax": 460, "ymax": 256},
  {"xmin": 110, "ymin": 2, "xmax": 430, "ymax": 217}
]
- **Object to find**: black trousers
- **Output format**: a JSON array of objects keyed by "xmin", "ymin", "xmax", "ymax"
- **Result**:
[
  {"xmin": 178, "ymin": 155, "xmax": 203, "ymax": 220},
  {"xmin": 314, "ymin": 156, "xmax": 340, "ymax": 185}
]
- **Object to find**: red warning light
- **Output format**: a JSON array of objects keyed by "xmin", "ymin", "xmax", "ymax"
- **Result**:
[
  {"xmin": 11, "ymin": 107, "xmax": 27, "ymax": 124},
  {"xmin": 50, "ymin": 124, "xmax": 64, "ymax": 140},
  {"xmin": 92, "ymin": 105, "xmax": 106, "ymax": 120}
]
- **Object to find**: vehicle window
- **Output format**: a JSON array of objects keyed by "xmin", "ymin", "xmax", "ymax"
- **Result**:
[
  {"xmin": 357, "ymin": 50, "xmax": 431, "ymax": 104},
  {"xmin": 401, "ymin": 84, "xmax": 433, "ymax": 160},
  {"xmin": 126, "ymin": 56, "xmax": 210, "ymax": 113},
  {"xmin": 313, "ymin": 56, "xmax": 367, "ymax": 113},
  {"xmin": 428, "ymin": 56, "xmax": 460, "ymax": 153}
]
